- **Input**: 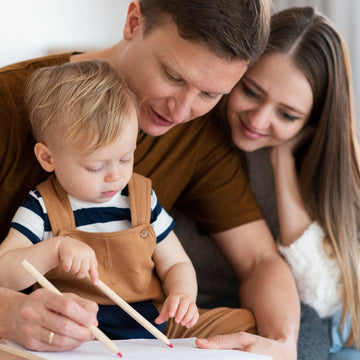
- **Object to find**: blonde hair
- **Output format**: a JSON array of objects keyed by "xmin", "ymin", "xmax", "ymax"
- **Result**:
[{"xmin": 25, "ymin": 59, "xmax": 138, "ymax": 152}]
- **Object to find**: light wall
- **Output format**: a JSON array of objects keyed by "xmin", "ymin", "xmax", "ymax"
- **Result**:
[
  {"xmin": 0, "ymin": 0, "xmax": 358, "ymax": 115},
  {"xmin": 0, "ymin": 0, "xmax": 132, "ymax": 67}
]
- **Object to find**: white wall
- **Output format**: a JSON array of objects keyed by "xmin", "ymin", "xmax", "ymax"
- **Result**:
[
  {"xmin": 0, "ymin": 0, "xmax": 358, "ymax": 114},
  {"xmin": 0, "ymin": 0, "xmax": 132, "ymax": 67}
]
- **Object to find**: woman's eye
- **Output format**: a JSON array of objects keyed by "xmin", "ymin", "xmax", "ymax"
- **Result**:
[
  {"xmin": 242, "ymin": 83, "xmax": 258, "ymax": 99},
  {"xmin": 281, "ymin": 111, "xmax": 299, "ymax": 122}
]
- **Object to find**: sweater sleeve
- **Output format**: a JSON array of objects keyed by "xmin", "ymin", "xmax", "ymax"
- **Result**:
[{"xmin": 278, "ymin": 222, "xmax": 342, "ymax": 318}]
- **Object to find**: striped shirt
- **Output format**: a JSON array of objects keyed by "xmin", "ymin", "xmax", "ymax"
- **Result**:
[{"xmin": 11, "ymin": 185, "xmax": 174, "ymax": 244}]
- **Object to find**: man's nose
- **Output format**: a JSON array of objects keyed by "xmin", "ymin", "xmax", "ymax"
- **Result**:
[{"xmin": 167, "ymin": 89, "xmax": 197, "ymax": 124}]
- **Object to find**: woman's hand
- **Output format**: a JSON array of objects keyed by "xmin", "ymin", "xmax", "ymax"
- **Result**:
[{"xmin": 270, "ymin": 125, "xmax": 313, "ymax": 168}]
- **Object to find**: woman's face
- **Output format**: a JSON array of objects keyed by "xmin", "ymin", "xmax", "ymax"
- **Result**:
[{"xmin": 227, "ymin": 52, "xmax": 313, "ymax": 152}]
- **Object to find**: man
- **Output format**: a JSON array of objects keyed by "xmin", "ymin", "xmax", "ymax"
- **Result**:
[{"xmin": 0, "ymin": 1, "xmax": 300, "ymax": 359}]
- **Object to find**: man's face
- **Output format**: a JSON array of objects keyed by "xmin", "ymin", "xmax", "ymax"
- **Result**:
[{"xmin": 119, "ymin": 5, "xmax": 249, "ymax": 136}]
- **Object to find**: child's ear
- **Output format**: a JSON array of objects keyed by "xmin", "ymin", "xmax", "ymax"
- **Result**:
[{"xmin": 34, "ymin": 142, "xmax": 55, "ymax": 172}]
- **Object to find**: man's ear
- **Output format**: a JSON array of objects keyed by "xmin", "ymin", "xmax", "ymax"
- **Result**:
[
  {"xmin": 34, "ymin": 142, "xmax": 55, "ymax": 173},
  {"xmin": 123, "ymin": 1, "xmax": 143, "ymax": 40}
]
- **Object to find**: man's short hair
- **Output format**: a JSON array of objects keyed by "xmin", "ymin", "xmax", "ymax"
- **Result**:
[{"xmin": 139, "ymin": 0, "xmax": 271, "ymax": 62}]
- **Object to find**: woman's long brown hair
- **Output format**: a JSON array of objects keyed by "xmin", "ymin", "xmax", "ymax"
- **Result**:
[{"xmin": 266, "ymin": 6, "xmax": 360, "ymax": 347}]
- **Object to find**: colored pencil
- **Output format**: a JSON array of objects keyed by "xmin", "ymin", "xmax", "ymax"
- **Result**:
[
  {"xmin": 21, "ymin": 260, "xmax": 122, "ymax": 358},
  {"xmin": 88, "ymin": 275, "xmax": 173, "ymax": 348}
]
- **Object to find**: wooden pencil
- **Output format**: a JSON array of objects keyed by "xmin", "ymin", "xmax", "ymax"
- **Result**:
[
  {"xmin": 21, "ymin": 260, "xmax": 122, "ymax": 358},
  {"xmin": 0, "ymin": 343, "xmax": 45, "ymax": 360},
  {"xmin": 88, "ymin": 275, "xmax": 173, "ymax": 348}
]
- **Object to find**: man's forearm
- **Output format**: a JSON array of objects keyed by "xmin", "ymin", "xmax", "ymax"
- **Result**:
[
  {"xmin": 0, "ymin": 287, "xmax": 26, "ymax": 338},
  {"xmin": 239, "ymin": 254, "xmax": 300, "ymax": 345}
]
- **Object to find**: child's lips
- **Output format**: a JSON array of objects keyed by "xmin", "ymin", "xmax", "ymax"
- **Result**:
[{"xmin": 102, "ymin": 190, "xmax": 118, "ymax": 198}]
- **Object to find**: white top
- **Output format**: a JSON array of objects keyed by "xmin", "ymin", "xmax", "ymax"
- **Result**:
[{"xmin": 278, "ymin": 221, "xmax": 342, "ymax": 318}]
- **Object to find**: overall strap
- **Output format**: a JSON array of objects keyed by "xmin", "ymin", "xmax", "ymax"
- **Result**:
[
  {"xmin": 36, "ymin": 174, "xmax": 76, "ymax": 235},
  {"xmin": 128, "ymin": 173, "xmax": 152, "ymax": 227}
]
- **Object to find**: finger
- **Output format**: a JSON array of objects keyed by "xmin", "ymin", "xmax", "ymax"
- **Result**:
[
  {"xmin": 61, "ymin": 255, "xmax": 72, "ymax": 273},
  {"xmin": 38, "ymin": 329, "xmax": 83, "ymax": 352},
  {"xmin": 174, "ymin": 299, "xmax": 190, "ymax": 323},
  {"xmin": 154, "ymin": 306, "xmax": 170, "ymax": 324},
  {"xmin": 76, "ymin": 257, "xmax": 90, "ymax": 279},
  {"xmin": 88, "ymin": 258, "xmax": 98, "ymax": 285},
  {"xmin": 195, "ymin": 332, "xmax": 252, "ymax": 351},
  {"xmin": 60, "ymin": 293, "xmax": 98, "ymax": 328},
  {"xmin": 187, "ymin": 309, "xmax": 200, "ymax": 327},
  {"xmin": 181, "ymin": 305, "xmax": 199, "ymax": 328},
  {"xmin": 67, "ymin": 293, "xmax": 99, "ymax": 321},
  {"xmin": 69, "ymin": 256, "xmax": 82, "ymax": 276}
]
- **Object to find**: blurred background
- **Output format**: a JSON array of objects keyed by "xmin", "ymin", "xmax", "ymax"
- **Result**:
[{"xmin": 0, "ymin": 0, "xmax": 358, "ymax": 115}]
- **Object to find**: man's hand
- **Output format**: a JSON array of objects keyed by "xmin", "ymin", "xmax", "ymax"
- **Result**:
[
  {"xmin": 7, "ymin": 288, "xmax": 98, "ymax": 351},
  {"xmin": 196, "ymin": 331, "xmax": 297, "ymax": 360}
]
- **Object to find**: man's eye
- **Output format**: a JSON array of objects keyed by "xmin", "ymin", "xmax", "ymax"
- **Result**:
[
  {"xmin": 166, "ymin": 72, "xmax": 182, "ymax": 83},
  {"xmin": 201, "ymin": 92, "xmax": 218, "ymax": 100}
]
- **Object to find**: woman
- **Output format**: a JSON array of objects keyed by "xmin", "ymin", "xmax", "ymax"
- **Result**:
[{"xmin": 217, "ymin": 6, "xmax": 360, "ymax": 359}]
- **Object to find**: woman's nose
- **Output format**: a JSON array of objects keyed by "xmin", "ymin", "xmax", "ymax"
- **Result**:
[{"xmin": 247, "ymin": 105, "xmax": 271, "ymax": 130}]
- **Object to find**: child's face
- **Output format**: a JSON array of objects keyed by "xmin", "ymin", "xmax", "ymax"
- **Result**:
[{"xmin": 52, "ymin": 113, "xmax": 138, "ymax": 203}]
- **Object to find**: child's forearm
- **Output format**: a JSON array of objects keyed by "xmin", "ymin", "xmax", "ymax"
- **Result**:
[
  {"xmin": 0, "ymin": 237, "xmax": 62, "ymax": 290},
  {"xmin": 271, "ymin": 148, "xmax": 312, "ymax": 246},
  {"xmin": 162, "ymin": 262, "xmax": 197, "ymax": 301}
]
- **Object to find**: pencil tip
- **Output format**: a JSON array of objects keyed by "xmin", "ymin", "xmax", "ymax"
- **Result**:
[
  {"xmin": 117, "ymin": 352, "xmax": 123, "ymax": 357},
  {"xmin": 168, "ymin": 343, "xmax": 174, "ymax": 348}
]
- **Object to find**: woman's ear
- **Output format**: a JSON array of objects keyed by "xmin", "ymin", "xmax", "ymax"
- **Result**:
[
  {"xmin": 123, "ymin": 1, "xmax": 143, "ymax": 40},
  {"xmin": 34, "ymin": 142, "xmax": 55, "ymax": 173}
]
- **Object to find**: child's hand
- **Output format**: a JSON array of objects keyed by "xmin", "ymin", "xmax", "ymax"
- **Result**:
[
  {"xmin": 57, "ymin": 237, "xmax": 98, "ymax": 285},
  {"xmin": 154, "ymin": 293, "xmax": 199, "ymax": 328}
]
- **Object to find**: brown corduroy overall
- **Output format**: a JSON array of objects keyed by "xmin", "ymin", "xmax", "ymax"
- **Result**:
[{"xmin": 37, "ymin": 173, "xmax": 256, "ymax": 339}]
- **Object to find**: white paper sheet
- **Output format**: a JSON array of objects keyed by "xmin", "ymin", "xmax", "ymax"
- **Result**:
[{"xmin": 5, "ymin": 338, "xmax": 273, "ymax": 360}]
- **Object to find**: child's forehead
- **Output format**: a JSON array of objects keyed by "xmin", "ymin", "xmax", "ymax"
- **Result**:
[{"xmin": 70, "ymin": 137, "xmax": 133, "ymax": 159}]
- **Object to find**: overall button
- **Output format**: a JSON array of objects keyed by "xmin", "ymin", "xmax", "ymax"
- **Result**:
[{"xmin": 140, "ymin": 229, "xmax": 148, "ymax": 238}]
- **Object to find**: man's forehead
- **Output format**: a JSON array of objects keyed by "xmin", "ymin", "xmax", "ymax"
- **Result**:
[{"xmin": 162, "ymin": 49, "xmax": 248, "ymax": 94}]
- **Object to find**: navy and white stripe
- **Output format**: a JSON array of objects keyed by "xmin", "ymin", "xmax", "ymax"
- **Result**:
[{"xmin": 11, "ymin": 185, "xmax": 174, "ymax": 244}]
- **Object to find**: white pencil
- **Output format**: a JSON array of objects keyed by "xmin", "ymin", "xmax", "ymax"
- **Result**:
[
  {"xmin": 87, "ymin": 275, "xmax": 173, "ymax": 348},
  {"xmin": 21, "ymin": 260, "xmax": 123, "ymax": 358}
]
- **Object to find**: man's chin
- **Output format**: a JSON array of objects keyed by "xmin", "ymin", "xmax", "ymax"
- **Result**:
[{"xmin": 140, "ymin": 123, "xmax": 175, "ymax": 137}]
